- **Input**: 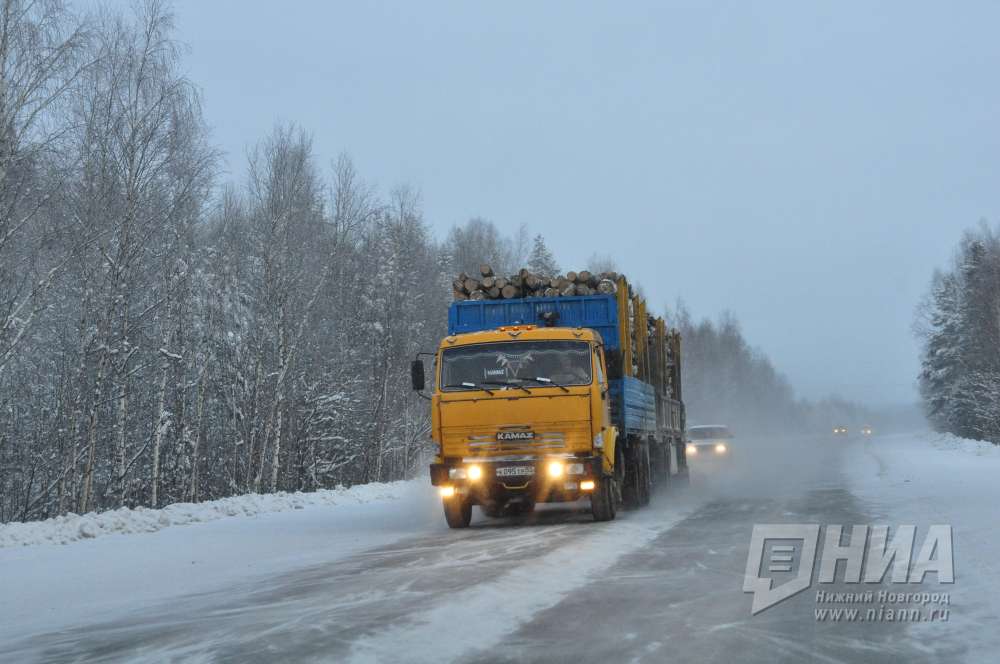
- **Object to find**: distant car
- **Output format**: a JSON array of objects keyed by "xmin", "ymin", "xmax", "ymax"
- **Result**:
[
  {"xmin": 832, "ymin": 426, "xmax": 849, "ymax": 436},
  {"xmin": 686, "ymin": 425, "xmax": 734, "ymax": 460},
  {"xmin": 861, "ymin": 425, "xmax": 873, "ymax": 436}
]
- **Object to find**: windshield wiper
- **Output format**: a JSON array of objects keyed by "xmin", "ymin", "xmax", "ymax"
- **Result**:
[
  {"xmin": 481, "ymin": 380, "xmax": 532, "ymax": 394},
  {"xmin": 441, "ymin": 382, "xmax": 494, "ymax": 395},
  {"xmin": 525, "ymin": 376, "xmax": 570, "ymax": 393}
]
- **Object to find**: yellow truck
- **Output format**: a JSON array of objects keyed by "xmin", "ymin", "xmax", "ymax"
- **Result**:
[{"xmin": 411, "ymin": 276, "xmax": 687, "ymax": 527}]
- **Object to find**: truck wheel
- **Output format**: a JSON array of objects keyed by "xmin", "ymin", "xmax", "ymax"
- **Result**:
[
  {"xmin": 591, "ymin": 477, "xmax": 616, "ymax": 522},
  {"xmin": 443, "ymin": 497, "xmax": 472, "ymax": 528},
  {"xmin": 623, "ymin": 443, "xmax": 652, "ymax": 508},
  {"xmin": 621, "ymin": 445, "xmax": 640, "ymax": 509},
  {"xmin": 638, "ymin": 444, "xmax": 652, "ymax": 507},
  {"xmin": 656, "ymin": 445, "xmax": 671, "ymax": 486}
]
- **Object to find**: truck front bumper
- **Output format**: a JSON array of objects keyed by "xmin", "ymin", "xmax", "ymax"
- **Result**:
[{"xmin": 430, "ymin": 456, "xmax": 602, "ymax": 504}]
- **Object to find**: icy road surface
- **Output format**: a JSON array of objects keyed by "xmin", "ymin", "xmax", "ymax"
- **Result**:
[{"xmin": 2, "ymin": 433, "xmax": 992, "ymax": 663}]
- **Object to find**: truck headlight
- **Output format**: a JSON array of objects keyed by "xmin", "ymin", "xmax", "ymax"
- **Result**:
[
  {"xmin": 714, "ymin": 443, "xmax": 727, "ymax": 454},
  {"xmin": 567, "ymin": 463, "xmax": 585, "ymax": 475},
  {"xmin": 686, "ymin": 444, "xmax": 697, "ymax": 455},
  {"xmin": 547, "ymin": 461, "xmax": 564, "ymax": 478},
  {"xmin": 449, "ymin": 465, "xmax": 483, "ymax": 481}
]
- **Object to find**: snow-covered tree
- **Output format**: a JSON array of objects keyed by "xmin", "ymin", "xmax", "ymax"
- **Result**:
[
  {"xmin": 586, "ymin": 253, "xmax": 618, "ymax": 275},
  {"xmin": 527, "ymin": 233, "xmax": 559, "ymax": 275},
  {"xmin": 916, "ymin": 223, "xmax": 1000, "ymax": 443},
  {"xmin": 446, "ymin": 218, "xmax": 526, "ymax": 276}
]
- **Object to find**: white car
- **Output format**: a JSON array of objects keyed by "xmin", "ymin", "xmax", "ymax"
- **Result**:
[{"xmin": 686, "ymin": 424, "xmax": 734, "ymax": 460}]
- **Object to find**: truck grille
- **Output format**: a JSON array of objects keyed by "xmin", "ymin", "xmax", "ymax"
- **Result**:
[{"xmin": 466, "ymin": 432, "xmax": 566, "ymax": 453}]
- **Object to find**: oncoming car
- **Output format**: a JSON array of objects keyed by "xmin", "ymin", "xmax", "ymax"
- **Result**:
[
  {"xmin": 686, "ymin": 425, "xmax": 734, "ymax": 460},
  {"xmin": 861, "ymin": 425, "xmax": 873, "ymax": 436},
  {"xmin": 832, "ymin": 426, "xmax": 849, "ymax": 436}
]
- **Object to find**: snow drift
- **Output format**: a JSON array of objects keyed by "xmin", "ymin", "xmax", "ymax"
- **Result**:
[{"xmin": 0, "ymin": 480, "xmax": 418, "ymax": 548}]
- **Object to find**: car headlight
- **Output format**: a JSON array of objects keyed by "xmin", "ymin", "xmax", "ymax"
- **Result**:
[
  {"xmin": 715, "ymin": 443, "xmax": 727, "ymax": 454},
  {"xmin": 686, "ymin": 444, "xmax": 697, "ymax": 455},
  {"xmin": 547, "ymin": 461, "xmax": 564, "ymax": 478}
]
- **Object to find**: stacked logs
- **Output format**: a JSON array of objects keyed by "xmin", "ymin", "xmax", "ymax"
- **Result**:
[{"xmin": 452, "ymin": 265, "xmax": 620, "ymax": 301}]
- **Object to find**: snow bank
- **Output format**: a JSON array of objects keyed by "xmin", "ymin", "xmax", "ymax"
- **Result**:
[
  {"xmin": 923, "ymin": 430, "xmax": 1000, "ymax": 456},
  {"xmin": 0, "ymin": 480, "xmax": 417, "ymax": 548},
  {"xmin": 848, "ymin": 431, "xmax": 1000, "ymax": 660}
]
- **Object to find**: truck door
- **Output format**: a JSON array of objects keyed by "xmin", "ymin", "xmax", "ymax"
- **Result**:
[{"xmin": 595, "ymin": 346, "xmax": 611, "ymax": 427}]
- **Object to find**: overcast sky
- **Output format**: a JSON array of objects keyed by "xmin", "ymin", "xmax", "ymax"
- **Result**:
[{"xmin": 163, "ymin": 0, "xmax": 998, "ymax": 406}]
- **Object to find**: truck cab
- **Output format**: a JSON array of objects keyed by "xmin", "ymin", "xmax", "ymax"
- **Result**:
[{"xmin": 424, "ymin": 325, "xmax": 617, "ymax": 526}]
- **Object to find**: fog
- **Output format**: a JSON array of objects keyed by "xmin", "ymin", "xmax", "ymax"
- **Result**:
[{"xmin": 161, "ymin": 0, "xmax": 999, "ymax": 407}]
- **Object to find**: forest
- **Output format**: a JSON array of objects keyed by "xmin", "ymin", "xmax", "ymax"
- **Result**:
[
  {"xmin": 916, "ymin": 223, "xmax": 1000, "ymax": 444},
  {"xmin": 0, "ymin": 0, "xmax": 865, "ymax": 523}
]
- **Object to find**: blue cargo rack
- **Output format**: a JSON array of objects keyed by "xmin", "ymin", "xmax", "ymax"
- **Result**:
[
  {"xmin": 608, "ymin": 378, "xmax": 657, "ymax": 434},
  {"xmin": 448, "ymin": 294, "xmax": 621, "ymax": 350},
  {"xmin": 448, "ymin": 295, "xmax": 656, "ymax": 436}
]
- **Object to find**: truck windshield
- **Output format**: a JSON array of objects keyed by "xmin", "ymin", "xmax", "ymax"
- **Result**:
[
  {"xmin": 688, "ymin": 426, "xmax": 731, "ymax": 440},
  {"xmin": 440, "ymin": 340, "xmax": 592, "ymax": 391}
]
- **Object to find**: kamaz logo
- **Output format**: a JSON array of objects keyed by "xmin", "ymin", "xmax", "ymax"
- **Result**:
[{"xmin": 497, "ymin": 431, "xmax": 535, "ymax": 442}]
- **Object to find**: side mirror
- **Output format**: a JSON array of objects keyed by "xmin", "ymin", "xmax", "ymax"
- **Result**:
[{"xmin": 410, "ymin": 360, "xmax": 426, "ymax": 391}]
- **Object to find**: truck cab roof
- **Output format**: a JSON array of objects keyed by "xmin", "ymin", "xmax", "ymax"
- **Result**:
[{"xmin": 441, "ymin": 325, "xmax": 603, "ymax": 349}]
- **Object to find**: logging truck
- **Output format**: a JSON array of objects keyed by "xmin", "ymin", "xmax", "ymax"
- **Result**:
[{"xmin": 411, "ymin": 270, "xmax": 688, "ymax": 528}]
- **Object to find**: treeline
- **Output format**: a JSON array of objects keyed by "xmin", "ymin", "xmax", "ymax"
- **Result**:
[
  {"xmin": 0, "ymin": 0, "xmax": 468, "ymax": 522},
  {"xmin": 916, "ymin": 222, "xmax": 1000, "ymax": 443},
  {"xmin": 671, "ymin": 307, "xmax": 873, "ymax": 434},
  {"xmin": 670, "ymin": 308, "xmax": 798, "ymax": 433}
]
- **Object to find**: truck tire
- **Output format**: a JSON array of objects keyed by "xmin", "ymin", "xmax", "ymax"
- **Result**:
[
  {"xmin": 620, "ymin": 444, "xmax": 638, "ymax": 509},
  {"xmin": 591, "ymin": 477, "xmax": 616, "ymax": 521},
  {"xmin": 638, "ymin": 444, "xmax": 652, "ymax": 507},
  {"xmin": 622, "ymin": 441, "xmax": 652, "ymax": 508},
  {"xmin": 443, "ymin": 497, "xmax": 472, "ymax": 528},
  {"xmin": 655, "ymin": 445, "xmax": 671, "ymax": 486}
]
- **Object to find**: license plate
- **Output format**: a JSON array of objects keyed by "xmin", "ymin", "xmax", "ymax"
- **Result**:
[{"xmin": 495, "ymin": 465, "xmax": 535, "ymax": 477}]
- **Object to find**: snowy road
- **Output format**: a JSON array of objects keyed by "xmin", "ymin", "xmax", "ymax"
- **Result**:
[{"xmin": 2, "ymin": 433, "xmax": 991, "ymax": 663}]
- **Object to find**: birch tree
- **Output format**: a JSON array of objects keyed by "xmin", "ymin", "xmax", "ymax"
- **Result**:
[{"xmin": 0, "ymin": 0, "xmax": 90, "ymax": 376}]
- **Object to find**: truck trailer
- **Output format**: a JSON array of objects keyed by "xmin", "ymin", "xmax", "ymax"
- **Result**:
[{"xmin": 411, "ymin": 274, "xmax": 687, "ymax": 528}]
